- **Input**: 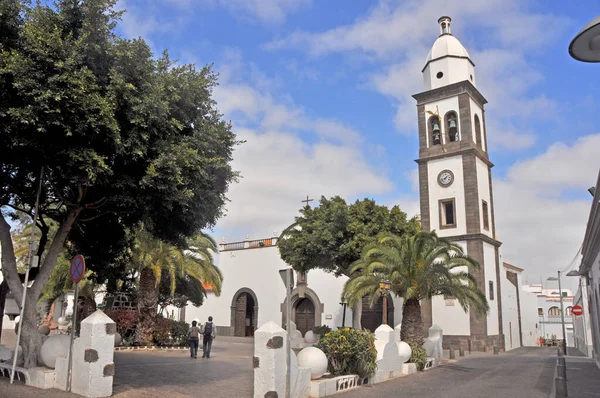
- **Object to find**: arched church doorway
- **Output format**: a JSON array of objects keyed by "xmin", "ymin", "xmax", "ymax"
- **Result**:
[
  {"xmin": 230, "ymin": 288, "xmax": 258, "ymax": 337},
  {"xmin": 361, "ymin": 295, "xmax": 394, "ymax": 332},
  {"xmin": 294, "ymin": 297, "xmax": 315, "ymax": 336}
]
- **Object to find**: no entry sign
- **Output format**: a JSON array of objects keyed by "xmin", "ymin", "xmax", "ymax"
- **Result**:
[
  {"xmin": 572, "ymin": 305, "xmax": 583, "ymax": 316},
  {"xmin": 70, "ymin": 255, "xmax": 86, "ymax": 283}
]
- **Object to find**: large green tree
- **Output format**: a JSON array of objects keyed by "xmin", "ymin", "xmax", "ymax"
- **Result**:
[
  {"xmin": 0, "ymin": 0, "xmax": 239, "ymax": 367},
  {"xmin": 278, "ymin": 196, "xmax": 420, "ymax": 328},
  {"xmin": 343, "ymin": 231, "xmax": 489, "ymax": 344}
]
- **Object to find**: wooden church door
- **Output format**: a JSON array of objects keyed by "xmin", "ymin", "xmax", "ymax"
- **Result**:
[{"xmin": 294, "ymin": 298, "xmax": 315, "ymax": 336}]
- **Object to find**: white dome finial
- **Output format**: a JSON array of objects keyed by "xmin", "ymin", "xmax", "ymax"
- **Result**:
[{"xmin": 438, "ymin": 16, "xmax": 451, "ymax": 36}]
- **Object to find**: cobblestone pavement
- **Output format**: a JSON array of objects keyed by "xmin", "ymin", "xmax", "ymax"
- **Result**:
[
  {"xmin": 341, "ymin": 347, "xmax": 557, "ymax": 398},
  {"xmin": 0, "ymin": 333, "xmax": 253, "ymax": 398}
]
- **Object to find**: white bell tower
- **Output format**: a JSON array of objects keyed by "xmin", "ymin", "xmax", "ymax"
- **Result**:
[{"xmin": 413, "ymin": 16, "xmax": 504, "ymax": 352}]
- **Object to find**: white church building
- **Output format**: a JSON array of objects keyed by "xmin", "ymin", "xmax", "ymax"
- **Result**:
[{"xmin": 184, "ymin": 16, "xmax": 532, "ymax": 352}]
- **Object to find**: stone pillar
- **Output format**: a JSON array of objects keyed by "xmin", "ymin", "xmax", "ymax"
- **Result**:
[
  {"xmin": 56, "ymin": 310, "xmax": 115, "ymax": 397},
  {"xmin": 254, "ymin": 321, "xmax": 310, "ymax": 398}
]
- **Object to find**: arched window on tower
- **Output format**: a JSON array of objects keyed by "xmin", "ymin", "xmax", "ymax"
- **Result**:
[
  {"xmin": 445, "ymin": 111, "xmax": 459, "ymax": 142},
  {"xmin": 474, "ymin": 114, "xmax": 483, "ymax": 148},
  {"xmin": 566, "ymin": 306, "xmax": 573, "ymax": 316},
  {"xmin": 429, "ymin": 116, "xmax": 441, "ymax": 146}
]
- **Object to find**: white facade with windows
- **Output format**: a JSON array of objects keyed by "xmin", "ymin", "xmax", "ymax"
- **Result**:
[
  {"xmin": 522, "ymin": 284, "xmax": 574, "ymax": 346},
  {"xmin": 577, "ymin": 170, "xmax": 600, "ymax": 367}
]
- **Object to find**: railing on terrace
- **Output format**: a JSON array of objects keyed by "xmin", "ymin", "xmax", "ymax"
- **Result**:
[
  {"xmin": 220, "ymin": 237, "xmax": 278, "ymax": 251},
  {"xmin": 539, "ymin": 315, "xmax": 574, "ymax": 324}
]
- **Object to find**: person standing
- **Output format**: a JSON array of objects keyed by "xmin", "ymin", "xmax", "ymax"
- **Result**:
[
  {"xmin": 188, "ymin": 320, "xmax": 200, "ymax": 359},
  {"xmin": 202, "ymin": 316, "xmax": 216, "ymax": 358}
]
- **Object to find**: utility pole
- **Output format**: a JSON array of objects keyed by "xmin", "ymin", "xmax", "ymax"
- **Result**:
[{"xmin": 557, "ymin": 271, "xmax": 568, "ymax": 356}]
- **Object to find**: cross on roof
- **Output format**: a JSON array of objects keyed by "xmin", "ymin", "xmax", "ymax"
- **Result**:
[{"xmin": 301, "ymin": 195, "xmax": 313, "ymax": 207}]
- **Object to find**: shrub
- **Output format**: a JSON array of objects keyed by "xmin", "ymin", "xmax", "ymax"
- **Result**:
[
  {"xmin": 105, "ymin": 310, "xmax": 139, "ymax": 340},
  {"xmin": 409, "ymin": 343, "xmax": 428, "ymax": 371},
  {"xmin": 152, "ymin": 316, "xmax": 175, "ymax": 346},
  {"xmin": 312, "ymin": 325, "xmax": 332, "ymax": 339},
  {"xmin": 315, "ymin": 328, "xmax": 377, "ymax": 379},
  {"xmin": 171, "ymin": 320, "xmax": 190, "ymax": 346}
]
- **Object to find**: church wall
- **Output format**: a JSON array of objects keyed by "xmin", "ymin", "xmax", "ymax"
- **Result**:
[
  {"xmin": 185, "ymin": 245, "xmax": 288, "ymax": 333},
  {"xmin": 426, "ymin": 155, "xmax": 467, "ymax": 237},
  {"xmin": 432, "ymin": 241, "xmax": 470, "ymax": 336},
  {"xmin": 500, "ymin": 268, "xmax": 520, "ymax": 350},
  {"xmin": 484, "ymin": 242, "xmax": 499, "ymax": 335},
  {"xmin": 519, "ymin": 290, "xmax": 540, "ymax": 347},
  {"xmin": 184, "ymin": 245, "xmax": 352, "ymax": 335},
  {"xmin": 423, "ymin": 58, "xmax": 473, "ymax": 91},
  {"xmin": 469, "ymin": 98, "xmax": 486, "ymax": 152},
  {"xmin": 302, "ymin": 269, "xmax": 352, "ymax": 329},
  {"xmin": 422, "ymin": 96, "xmax": 460, "ymax": 147},
  {"xmin": 476, "ymin": 158, "xmax": 493, "ymax": 239}
]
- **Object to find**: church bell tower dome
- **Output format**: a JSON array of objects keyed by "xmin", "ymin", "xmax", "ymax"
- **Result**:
[{"xmin": 423, "ymin": 16, "xmax": 476, "ymax": 90}]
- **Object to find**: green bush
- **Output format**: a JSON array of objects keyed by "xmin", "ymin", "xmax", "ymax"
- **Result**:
[
  {"xmin": 315, "ymin": 328, "xmax": 377, "ymax": 379},
  {"xmin": 171, "ymin": 320, "xmax": 190, "ymax": 346},
  {"xmin": 408, "ymin": 343, "xmax": 428, "ymax": 371},
  {"xmin": 312, "ymin": 325, "xmax": 332, "ymax": 339},
  {"xmin": 152, "ymin": 316, "xmax": 175, "ymax": 346}
]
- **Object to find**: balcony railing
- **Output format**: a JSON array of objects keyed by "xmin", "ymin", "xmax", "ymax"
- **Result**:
[
  {"xmin": 539, "ymin": 315, "xmax": 573, "ymax": 324},
  {"xmin": 220, "ymin": 237, "xmax": 278, "ymax": 251}
]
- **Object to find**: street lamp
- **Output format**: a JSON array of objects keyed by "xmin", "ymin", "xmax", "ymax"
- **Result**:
[
  {"xmin": 339, "ymin": 299, "xmax": 348, "ymax": 328},
  {"xmin": 547, "ymin": 271, "xmax": 568, "ymax": 355},
  {"xmin": 379, "ymin": 280, "xmax": 391, "ymax": 326},
  {"xmin": 569, "ymin": 16, "xmax": 600, "ymax": 63}
]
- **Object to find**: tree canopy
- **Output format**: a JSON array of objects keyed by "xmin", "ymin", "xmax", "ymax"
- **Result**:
[
  {"xmin": 0, "ymin": 0, "xmax": 239, "ymax": 367},
  {"xmin": 278, "ymin": 196, "xmax": 420, "ymax": 277}
]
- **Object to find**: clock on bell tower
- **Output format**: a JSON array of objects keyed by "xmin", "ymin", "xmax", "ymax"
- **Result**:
[{"xmin": 413, "ymin": 16, "xmax": 504, "ymax": 351}]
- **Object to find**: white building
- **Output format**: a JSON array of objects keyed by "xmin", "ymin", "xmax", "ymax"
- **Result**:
[
  {"xmin": 572, "ymin": 279, "xmax": 593, "ymax": 357},
  {"xmin": 577, "ymin": 170, "xmax": 600, "ymax": 367},
  {"xmin": 184, "ymin": 16, "xmax": 525, "ymax": 351},
  {"xmin": 184, "ymin": 236, "xmax": 404, "ymax": 337},
  {"xmin": 522, "ymin": 284, "xmax": 574, "ymax": 346}
]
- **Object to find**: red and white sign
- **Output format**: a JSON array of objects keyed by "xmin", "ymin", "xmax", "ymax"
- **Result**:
[{"xmin": 572, "ymin": 305, "xmax": 583, "ymax": 316}]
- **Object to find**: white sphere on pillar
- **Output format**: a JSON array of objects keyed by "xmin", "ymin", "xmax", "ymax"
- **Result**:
[
  {"xmin": 297, "ymin": 346, "xmax": 328, "ymax": 380},
  {"xmin": 304, "ymin": 330, "xmax": 317, "ymax": 344},
  {"xmin": 40, "ymin": 334, "xmax": 71, "ymax": 369},
  {"xmin": 397, "ymin": 341, "xmax": 412, "ymax": 363}
]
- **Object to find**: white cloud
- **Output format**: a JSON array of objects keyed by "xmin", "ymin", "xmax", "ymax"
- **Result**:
[
  {"xmin": 213, "ymin": 59, "xmax": 393, "ymax": 241},
  {"xmin": 494, "ymin": 134, "xmax": 600, "ymax": 282}
]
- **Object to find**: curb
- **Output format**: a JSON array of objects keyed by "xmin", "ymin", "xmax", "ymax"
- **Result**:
[{"xmin": 114, "ymin": 346, "xmax": 189, "ymax": 351}]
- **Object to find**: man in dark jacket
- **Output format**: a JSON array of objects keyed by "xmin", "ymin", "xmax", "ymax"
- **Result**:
[{"xmin": 202, "ymin": 316, "xmax": 216, "ymax": 358}]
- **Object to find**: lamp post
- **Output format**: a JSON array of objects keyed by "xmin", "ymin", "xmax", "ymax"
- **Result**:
[
  {"xmin": 339, "ymin": 300, "xmax": 348, "ymax": 328},
  {"xmin": 568, "ymin": 16, "xmax": 600, "ymax": 63},
  {"xmin": 379, "ymin": 280, "xmax": 391, "ymax": 326},
  {"xmin": 548, "ymin": 272, "xmax": 568, "ymax": 355}
]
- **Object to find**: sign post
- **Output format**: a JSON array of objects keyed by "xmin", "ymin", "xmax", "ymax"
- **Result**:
[
  {"xmin": 66, "ymin": 255, "xmax": 85, "ymax": 392},
  {"xmin": 572, "ymin": 305, "xmax": 583, "ymax": 316}
]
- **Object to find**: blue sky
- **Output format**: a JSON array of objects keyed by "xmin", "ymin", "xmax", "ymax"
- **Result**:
[{"xmin": 114, "ymin": 0, "xmax": 600, "ymax": 285}]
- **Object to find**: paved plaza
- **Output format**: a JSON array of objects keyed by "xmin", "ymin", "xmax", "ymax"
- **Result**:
[{"xmin": 0, "ymin": 331, "xmax": 253, "ymax": 398}]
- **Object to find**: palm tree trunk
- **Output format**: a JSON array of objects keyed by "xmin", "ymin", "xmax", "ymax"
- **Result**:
[
  {"xmin": 75, "ymin": 296, "xmax": 97, "ymax": 335},
  {"xmin": 136, "ymin": 267, "xmax": 158, "ymax": 345},
  {"xmin": 352, "ymin": 299, "xmax": 362, "ymax": 329},
  {"xmin": 400, "ymin": 298, "xmax": 424, "ymax": 345}
]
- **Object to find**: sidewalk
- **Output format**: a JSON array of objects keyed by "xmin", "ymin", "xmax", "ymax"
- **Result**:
[{"xmin": 563, "ymin": 355, "xmax": 600, "ymax": 397}]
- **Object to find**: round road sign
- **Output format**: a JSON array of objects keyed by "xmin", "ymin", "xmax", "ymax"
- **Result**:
[
  {"xmin": 572, "ymin": 305, "xmax": 583, "ymax": 316},
  {"xmin": 70, "ymin": 255, "xmax": 86, "ymax": 283}
]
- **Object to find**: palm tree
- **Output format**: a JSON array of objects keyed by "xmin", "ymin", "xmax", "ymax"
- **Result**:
[
  {"xmin": 132, "ymin": 226, "xmax": 223, "ymax": 345},
  {"xmin": 343, "ymin": 231, "xmax": 488, "ymax": 345}
]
